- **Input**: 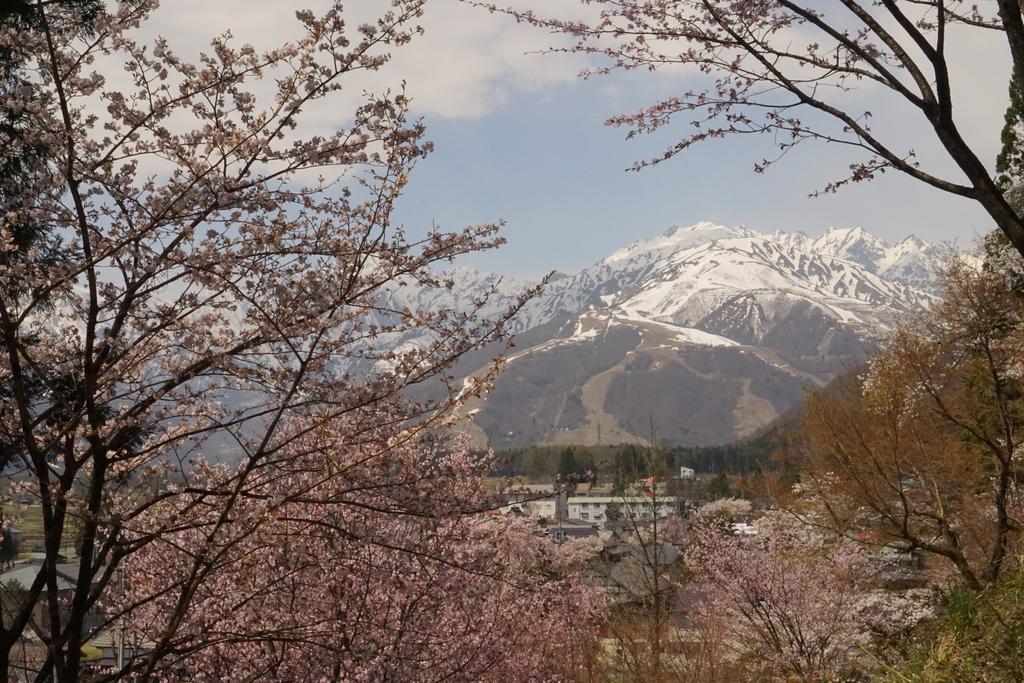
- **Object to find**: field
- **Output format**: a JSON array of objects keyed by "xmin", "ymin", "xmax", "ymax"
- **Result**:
[{"xmin": 1, "ymin": 503, "xmax": 80, "ymax": 561}]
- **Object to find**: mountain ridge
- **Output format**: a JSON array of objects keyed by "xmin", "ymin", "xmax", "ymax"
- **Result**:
[{"xmin": 407, "ymin": 222, "xmax": 945, "ymax": 448}]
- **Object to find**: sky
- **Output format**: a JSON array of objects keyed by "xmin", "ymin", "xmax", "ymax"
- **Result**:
[{"xmin": 143, "ymin": 0, "xmax": 1012, "ymax": 278}]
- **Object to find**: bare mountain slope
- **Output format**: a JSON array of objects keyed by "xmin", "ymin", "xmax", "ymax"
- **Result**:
[{"xmin": 429, "ymin": 223, "xmax": 939, "ymax": 447}]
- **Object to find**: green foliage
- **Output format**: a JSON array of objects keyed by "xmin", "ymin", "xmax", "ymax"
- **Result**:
[
  {"xmin": 0, "ymin": 0, "xmax": 107, "ymax": 285},
  {"xmin": 881, "ymin": 571, "xmax": 1024, "ymax": 682},
  {"xmin": 0, "ymin": 0, "xmax": 119, "ymax": 472},
  {"xmin": 0, "ymin": 531, "xmax": 17, "ymax": 565},
  {"xmin": 669, "ymin": 436, "xmax": 777, "ymax": 476},
  {"xmin": 604, "ymin": 501, "xmax": 622, "ymax": 524},
  {"xmin": 611, "ymin": 445, "xmax": 647, "ymax": 493},
  {"xmin": 996, "ymin": 66, "xmax": 1024, "ymax": 192},
  {"xmin": 983, "ymin": 229, "xmax": 1024, "ymax": 294},
  {"xmin": 557, "ymin": 447, "xmax": 579, "ymax": 476},
  {"xmin": 0, "ymin": 582, "xmax": 29, "ymax": 630},
  {"xmin": 701, "ymin": 472, "xmax": 732, "ymax": 500},
  {"xmin": 495, "ymin": 433, "xmax": 780, "ymax": 482}
]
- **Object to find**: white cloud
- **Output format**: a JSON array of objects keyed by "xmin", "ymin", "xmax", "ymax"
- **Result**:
[
  {"xmin": 386, "ymin": 1, "xmax": 587, "ymax": 119},
  {"xmin": 141, "ymin": 0, "xmax": 587, "ymax": 120}
]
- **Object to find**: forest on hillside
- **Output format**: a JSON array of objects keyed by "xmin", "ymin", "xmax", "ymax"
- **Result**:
[{"xmin": 493, "ymin": 428, "xmax": 787, "ymax": 481}]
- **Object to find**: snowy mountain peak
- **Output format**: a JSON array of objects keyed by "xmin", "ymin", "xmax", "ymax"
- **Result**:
[
  {"xmin": 821, "ymin": 225, "xmax": 870, "ymax": 239},
  {"xmin": 813, "ymin": 226, "xmax": 885, "ymax": 260},
  {"xmin": 900, "ymin": 234, "xmax": 925, "ymax": 247},
  {"xmin": 663, "ymin": 220, "xmax": 743, "ymax": 237},
  {"xmin": 804, "ymin": 226, "xmax": 948, "ymax": 290},
  {"xmin": 405, "ymin": 222, "xmax": 942, "ymax": 342},
  {"xmin": 434, "ymin": 222, "xmax": 948, "ymax": 448},
  {"xmin": 604, "ymin": 222, "xmax": 751, "ymax": 264},
  {"xmin": 478, "ymin": 222, "xmax": 941, "ymax": 341}
]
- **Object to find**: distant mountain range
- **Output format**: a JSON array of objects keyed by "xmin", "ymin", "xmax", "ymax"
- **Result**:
[{"xmin": 401, "ymin": 223, "xmax": 948, "ymax": 448}]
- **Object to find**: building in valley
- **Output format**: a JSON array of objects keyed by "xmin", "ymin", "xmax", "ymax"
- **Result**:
[{"xmin": 567, "ymin": 495, "xmax": 677, "ymax": 524}]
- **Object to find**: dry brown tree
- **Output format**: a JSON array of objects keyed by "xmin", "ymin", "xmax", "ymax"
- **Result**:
[{"xmin": 792, "ymin": 260, "xmax": 1024, "ymax": 590}]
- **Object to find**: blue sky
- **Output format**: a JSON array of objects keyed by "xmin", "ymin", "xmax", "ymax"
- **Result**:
[
  {"xmin": 148, "ymin": 0, "xmax": 1011, "ymax": 278},
  {"xmin": 395, "ymin": 77, "xmax": 1002, "ymax": 278}
]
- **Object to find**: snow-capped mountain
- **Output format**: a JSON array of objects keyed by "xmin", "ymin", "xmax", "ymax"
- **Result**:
[
  {"xmin": 514, "ymin": 222, "xmax": 935, "ymax": 335},
  {"xmin": 771, "ymin": 226, "xmax": 948, "ymax": 290},
  {"xmin": 389, "ymin": 265, "xmax": 534, "ymax": 322},
  {"xmin": 417, "ymin": 222, "xmax": 943, "ymax": 448}
]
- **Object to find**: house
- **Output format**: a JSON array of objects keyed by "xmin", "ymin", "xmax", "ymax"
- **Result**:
[
  {"xmin": 879, "ymin": 542, "xmax": 928, "ymax": 589},
  {"xmin": 575, "ymin": 482, "xmax": 615, "ymax": 497},
  {"xmin": 567, "ymin": 495, "xmax": 678, "ymax": 524},
  {"xmin": 545, "ymin": 520, "xmax": 601, "ymax": 543},
  {"xmin": 588, "ymin": 530, "xmax": 680, "ymax": 607},
  {"xmin": 730, "ymin": 521, "xmax": 758, "ymax": 536},
  {"xmin": 1, "ymin": 560, "xmax": 113, "ymax": 631},
  {"xmin": 677, "ymin": 466, "xmax": 695, "ymax": 479},
  {"xmin": 502, "ymin": 484, "xmax": 568, "ymax": 522},
  {"xmin": 0, "ymin": 561, "xmax": 150, "ymax": 678}
]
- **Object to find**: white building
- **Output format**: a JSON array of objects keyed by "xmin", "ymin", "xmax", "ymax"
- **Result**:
[
  {"xmin": 503, "ymin": 484, "xmax": 568, "ymax": 521},
  {"xmin": 678, "ymin": 466, "xmax": 696, "ymax": 479},
  {"xmin": 567, "ymin": 495, "xmax": 677, "ymax": 524}
]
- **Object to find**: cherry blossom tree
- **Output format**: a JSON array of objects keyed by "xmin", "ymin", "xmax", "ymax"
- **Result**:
[
  {"xmin": 683, "ymin": 510, "xmax": 935, "ymax": 681},
  {"xmin": 472, "ymin": 1, "xmax": 1024, "ymax": 256},
  {"xmin": 109, "ymin": 424, "xmax": 604, "ymax": 681},
  {"xmin": 693, "ymin": 497, "xmax": 752, "ymax": 523},
  {"xmin": 0, "ymin": 1, "xmax": 562, "ymax": 680}
]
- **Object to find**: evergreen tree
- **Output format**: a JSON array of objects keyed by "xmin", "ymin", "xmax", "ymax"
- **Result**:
[
  {"xmin": 557, "ymin": 447, "xmax": 579, "ymax": 477},
  {"xmin": 0, "ymin": 0, "xmax": 114, "ymax": 472},
  {"xmin": 997, "ymin": 66, "xmax": 1024, "ymax": 193},
  {"xmin": 983, "ymin": 229, "xmax": 1024, "ymax": 294},
  {"xmin": 703, "ymin": 472, "xmax": 732, "ymax": 500},
  {"xmin": 611, "ymin": 445, "xmax": 645, "ymax": 493},
  {"xmin": 1, "ymin": 0, "xmax": 106, "ymax": 281},
  {"xmin": 604, "ymin": 501, "xmax": 622, "ymax": 525}
]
